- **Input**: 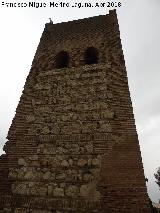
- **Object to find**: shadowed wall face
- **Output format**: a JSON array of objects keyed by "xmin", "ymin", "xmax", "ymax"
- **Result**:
[{"xmin": 0, "ymin": 10, "xmax": 150, "ymax": 212}]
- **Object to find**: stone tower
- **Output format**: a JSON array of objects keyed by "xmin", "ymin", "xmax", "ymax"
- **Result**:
[{"xmin": 0, "ymin": 10, "xmax": 150, "ymax": 212}]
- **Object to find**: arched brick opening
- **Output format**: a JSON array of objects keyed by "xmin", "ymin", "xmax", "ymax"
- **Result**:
[
  {"xmin": 55, "ymin": 51, "xmax": 69, "ymax": 69},
  {"xmin": 84, "ymin": 47, "xmax": 99, "ymax": 65}
]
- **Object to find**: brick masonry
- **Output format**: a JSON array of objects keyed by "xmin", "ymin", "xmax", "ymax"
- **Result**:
[{"xmin": 0, "ymin": 10, "xmax": 151, "ymax": 212}]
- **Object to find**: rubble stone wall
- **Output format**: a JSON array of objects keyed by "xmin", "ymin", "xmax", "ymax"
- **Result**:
[{"xmin": 0, "ymin": 10, "xmax": 151, "ymax": 212}]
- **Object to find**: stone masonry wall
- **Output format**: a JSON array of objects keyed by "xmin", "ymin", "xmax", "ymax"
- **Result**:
[{"xmin": 0, "ymin": 10, "xmax": 151, "ymax": 212}]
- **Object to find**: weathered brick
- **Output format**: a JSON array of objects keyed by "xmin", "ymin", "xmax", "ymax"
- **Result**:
[{"xmin": 0, "ymin": 9, "xmax": 150, "ymax": 212}]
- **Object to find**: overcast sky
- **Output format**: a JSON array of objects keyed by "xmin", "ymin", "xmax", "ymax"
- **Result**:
[{"xmin": 0, "ymin": 0, "xmax": 160, "ymax": 202}]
